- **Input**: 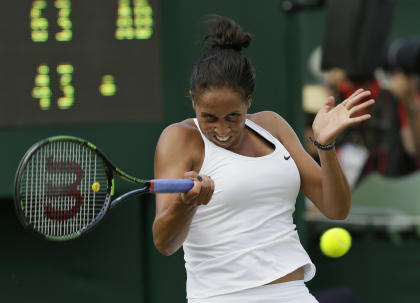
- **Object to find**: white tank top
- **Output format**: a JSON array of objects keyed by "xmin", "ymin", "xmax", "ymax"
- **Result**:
[{"xmin": 184, "ymin": 118, "xmax": 316, "ymax": 299}]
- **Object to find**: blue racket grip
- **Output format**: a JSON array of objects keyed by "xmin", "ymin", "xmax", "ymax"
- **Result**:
[{"xmin": 149, "ymin": 179, "xmax": 194, "ymax": 193}]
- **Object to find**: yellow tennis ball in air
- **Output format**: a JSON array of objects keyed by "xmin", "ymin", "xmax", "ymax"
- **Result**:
[
  {"xmin": 320, "ymin": 227, "xmax": 352, "ymax": 258},
  {"xmin": 91, "ymin": 182, "xmax": 100, "ymax": 192}
]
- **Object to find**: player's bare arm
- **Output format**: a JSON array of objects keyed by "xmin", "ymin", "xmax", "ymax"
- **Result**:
[
  {"xmin": 249, "ymin": 111, "xmax": 350, "ymax": 220},
  {"xmin": 153, "ymin": 120, "xmax": 214, "ymax": 255},
  {"xmin": 251, "ymin": 90, "xmax": 374, "ymax": 220}
]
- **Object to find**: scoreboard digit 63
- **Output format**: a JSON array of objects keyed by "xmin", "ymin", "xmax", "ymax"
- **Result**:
[{"xmin": 0, "ymin": 0, "xmax": 162, "ymax": 126}]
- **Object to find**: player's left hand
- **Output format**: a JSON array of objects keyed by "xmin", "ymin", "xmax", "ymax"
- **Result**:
[{"xmin": 311, "ymin": 88, "xmax": 375, "ymax": 145}]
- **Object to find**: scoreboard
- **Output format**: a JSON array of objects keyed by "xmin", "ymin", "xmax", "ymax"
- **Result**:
[{"xmin": 0, "ymin": 0, "xmax": 162, "ymax": 126}]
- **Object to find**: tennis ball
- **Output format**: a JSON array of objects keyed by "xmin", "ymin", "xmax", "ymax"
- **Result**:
[
  {"xmin": 320, "ymin": 227, "xmax": 352, "ymax": 258},
  {"xmin": 91, "ymin": 182, "xmax": 100, "ymax": 192}
]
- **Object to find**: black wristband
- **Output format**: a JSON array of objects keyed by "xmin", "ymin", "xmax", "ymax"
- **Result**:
[{"xmin": 309, "ymin": 137, "xmax": 336, "ymax": 150}]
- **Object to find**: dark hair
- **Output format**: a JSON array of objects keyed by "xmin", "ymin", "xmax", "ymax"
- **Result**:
[{"xmin": 190, "ymin": 15, "xmax": 256, "ymax": 103}]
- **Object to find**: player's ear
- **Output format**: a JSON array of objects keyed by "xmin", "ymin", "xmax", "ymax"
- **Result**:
[
  {"xmin": 189, "ymin": 90, "xmax": 196, "ymax": 109},
  {"xmin": 246, "ymin": 95, "xmax": 252, "ymax": 109}
]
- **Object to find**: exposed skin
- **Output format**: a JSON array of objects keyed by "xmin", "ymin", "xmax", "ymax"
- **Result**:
[{"xmin": 153, "ymin": 86, "xmax": 374, "ymax": 283}]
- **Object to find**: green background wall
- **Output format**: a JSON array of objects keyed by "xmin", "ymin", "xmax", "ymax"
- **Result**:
[{"xmin": 1, "ymin": 1, "xmax": 420, "ymax": 302}]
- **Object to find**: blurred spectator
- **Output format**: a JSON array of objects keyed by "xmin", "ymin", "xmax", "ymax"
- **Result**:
[
  {"xmin": 388, "ymin": 70, "xmax": 420, "ymax": 158},
  {"xmin": 303, "ymin": 65, "xmax": 420, "ymax": 189},
  {"xmin": 333, "ymin": 71, "xmax": 420, "ymax": 187}
]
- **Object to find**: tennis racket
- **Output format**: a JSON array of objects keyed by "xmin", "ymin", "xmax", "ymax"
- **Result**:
[{"xmin": 13, "ymin": 135, "xmax": 194, "ymax": 241}]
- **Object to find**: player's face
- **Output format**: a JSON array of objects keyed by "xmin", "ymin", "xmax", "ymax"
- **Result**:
[{"xmin": 193, "ymin": 86, "xmax": 251, "ymax": 151}]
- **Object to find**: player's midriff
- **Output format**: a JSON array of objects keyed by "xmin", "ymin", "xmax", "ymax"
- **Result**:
[{"xmin": 266, "ymin": 267, "xmax": 304, "ymax": 285}]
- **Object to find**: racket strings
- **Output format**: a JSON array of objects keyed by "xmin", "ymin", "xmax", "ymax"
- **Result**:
[{"xmin": 19, "ymin": 141, "xmax": 109, "ymax": 238}]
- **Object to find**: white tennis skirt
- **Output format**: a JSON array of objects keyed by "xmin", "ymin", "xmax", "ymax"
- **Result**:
[{"xmin": 188, "ymin": 280, "xmax": 319, "ymax": 303}]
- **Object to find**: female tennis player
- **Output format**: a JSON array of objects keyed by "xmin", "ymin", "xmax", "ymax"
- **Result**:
[{"xmin": 153, "ymin": 15, "xmax": 374, "ymax": 303}]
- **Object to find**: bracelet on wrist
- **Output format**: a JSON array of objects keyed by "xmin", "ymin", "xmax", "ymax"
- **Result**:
[{"xmin": 309, "ymin": 137, "xmax": 336, "ymax": 150}]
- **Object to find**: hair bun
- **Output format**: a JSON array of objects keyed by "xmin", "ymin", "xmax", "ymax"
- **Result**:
[{"xmin": 203, "ymin": 15, "xmax": 252, "ymax": 52}]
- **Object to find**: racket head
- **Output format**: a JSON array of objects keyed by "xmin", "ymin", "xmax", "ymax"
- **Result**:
[{"xmin": 14, "ymin": 136, "xmax": 114, "ymax": 241}]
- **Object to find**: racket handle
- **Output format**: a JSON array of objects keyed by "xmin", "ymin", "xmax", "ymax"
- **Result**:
[{"xmin": 149, "ymin": 179, "xmax": 194, "ymax": 193}]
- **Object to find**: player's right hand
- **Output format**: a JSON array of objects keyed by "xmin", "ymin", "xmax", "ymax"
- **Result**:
[{"xmin": 181, "ymin": 171, "xmax": 214, "ymax": 206}]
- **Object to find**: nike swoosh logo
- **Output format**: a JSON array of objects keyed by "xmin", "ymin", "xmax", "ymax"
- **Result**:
[{"xmin": 284, "ymin": 155, "xmax": 291, "ymax": 160}]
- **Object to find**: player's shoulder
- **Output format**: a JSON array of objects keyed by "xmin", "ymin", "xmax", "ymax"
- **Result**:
[
  {"xmin": 248, "ymin": 111, "xmax": 299, "ymax": 145},
  {"xmin": 247, "ymin": 111, "xmax": 293, "ymax": 139},
  {"xmin": 159, "ymin": 118, "xmax": 200, "ymax": 141},
  {"xmin": 157, "ymin": 118, "xmax": 203, "ymax": 152},
  {"xmin": 156, "ymin": 119, "xmax": 203, "ymax": 171}
]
